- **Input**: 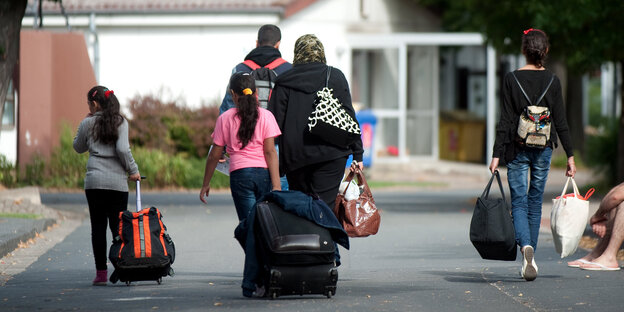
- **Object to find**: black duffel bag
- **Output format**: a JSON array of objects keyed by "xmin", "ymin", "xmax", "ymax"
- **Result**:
[{"xmin": 470, "ymin": 170, "xmax": 517, "ymax": 261}]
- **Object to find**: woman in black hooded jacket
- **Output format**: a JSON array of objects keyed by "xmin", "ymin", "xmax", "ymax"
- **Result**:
[{"xmin": 268, "ymin": 34, "xmax": 363, "ymax": 208}]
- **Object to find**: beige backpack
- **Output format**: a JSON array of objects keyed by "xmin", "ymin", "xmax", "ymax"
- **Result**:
[{"xmin": 511, "ymin": 72, "xmax": 555, "ymax": 148}]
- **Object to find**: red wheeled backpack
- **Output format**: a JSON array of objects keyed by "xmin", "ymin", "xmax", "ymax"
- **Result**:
[{"xmin": 109, "ymin": 180, "xmax": 175, "ymax": 285}]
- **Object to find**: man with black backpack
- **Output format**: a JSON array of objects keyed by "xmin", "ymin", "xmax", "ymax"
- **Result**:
[
  {"xmin": 219, "ymin": 24, "xmax": 292, "ymax": 114},
  {"xmin": 219, "ymin": 24, "xmax": 292, "ymax": 190}
]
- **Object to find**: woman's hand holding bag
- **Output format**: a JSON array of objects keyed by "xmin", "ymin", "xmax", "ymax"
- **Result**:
[{"xmin": 334, "ymin": 161, "xmax": 380, "ymax": 237}]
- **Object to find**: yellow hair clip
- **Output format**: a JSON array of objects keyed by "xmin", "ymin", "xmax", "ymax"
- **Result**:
[{"xmin": 242, "ymin": 88, "xmax": 253, "ymax": 95}]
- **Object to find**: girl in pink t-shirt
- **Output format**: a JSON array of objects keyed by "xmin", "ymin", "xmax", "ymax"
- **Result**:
[{"xmin": 199, "ymin": 72, "xmax": 282, "ymax": 220}]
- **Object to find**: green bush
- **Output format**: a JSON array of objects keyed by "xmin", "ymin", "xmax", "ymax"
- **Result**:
[
  {"xmin": 12, "ymin": 123, "xmax": 229, "ymax": 191},
  {"xmin": 45, "ymin": 123, "xmax": 88, "ymax": 188},
  {"xmin": 23, "ymin": 153, "xmax": 45, "ymax": 186},
  {"xmin": 585, "ymin": 117, "xmax": 618, "ymax": 187},
  {"xmin": 130, "ymin": 147, "xmax": 229, "ymax": 190},
  {"xmin": 0, "ymin": 154, "xmax": 16, "ymax": 187},
  {"xmin": 8, "ymin": 93, "xmax": 226, "ymax": 190},
  {"xmin": 550, "ymin": 149, "xmax": 585, "ymax": 169},
  {"xmin": 128, "ymin": 95, "xmax": 219, "ymax": 158}
]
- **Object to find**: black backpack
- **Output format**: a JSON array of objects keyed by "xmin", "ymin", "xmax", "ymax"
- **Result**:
[{"xmin": 242, "ymin": 58, "xmax": 287, "ymax": 109}]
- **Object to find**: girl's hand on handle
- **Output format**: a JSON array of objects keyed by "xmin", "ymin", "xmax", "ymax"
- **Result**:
[
  {"xmin": 129, "ymin": 172, "xmax": 141, "ymax": 182},
  {"xmin": 566, "ymin": 156, "xmax": 576, "ymax": 178},
  {"xmin": 489, "ymin": 157, "xmax": 500, "ymax": 174},
  {"xmin": 199, "ymin": 185, "xmax": 211, "ymax": 204}
]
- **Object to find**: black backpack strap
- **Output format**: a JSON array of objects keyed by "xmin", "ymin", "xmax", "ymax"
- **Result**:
[
  {"xmin": 510, "ymin": 71, "xmax": 531, "ymax": 105},
  {"xmin": 510, "ymin": 71, "xmax": 555, "ymax": 106}
]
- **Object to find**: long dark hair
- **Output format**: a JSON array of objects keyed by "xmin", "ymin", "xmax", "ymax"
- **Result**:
[
  {"xmin": 87, "ymin": 85, "xmax": 123, "ymax": 144},
  {"xmin": 229, "ymin": 73, "xmax": 259, "ymax": 149},
  {"xmin": 521, "ymin": 28, "xmax": 549, "ymax": 68}
]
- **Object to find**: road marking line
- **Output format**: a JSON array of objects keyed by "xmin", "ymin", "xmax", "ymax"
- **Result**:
[{"xmin": 110, "ymin": 297, "xmax": 176, "ymax": 301}]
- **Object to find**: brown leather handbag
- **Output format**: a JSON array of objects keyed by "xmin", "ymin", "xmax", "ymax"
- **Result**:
[{"xmin": 334, "ymin": 162, "xmax": 380, "ymax": 237}]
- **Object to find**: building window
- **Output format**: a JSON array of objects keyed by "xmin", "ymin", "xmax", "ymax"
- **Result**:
[{"xmin": 2, "ymin": 80, "xmax": 15, "ymax": 128}]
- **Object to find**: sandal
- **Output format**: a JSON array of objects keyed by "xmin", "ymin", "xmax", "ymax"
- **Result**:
[{"xmin": 567, "ymin": 259, "xmax": 590, "ymax": 268}]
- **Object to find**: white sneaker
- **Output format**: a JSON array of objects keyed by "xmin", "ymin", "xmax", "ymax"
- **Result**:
[{"xmin": 521, "ymin": 245, "xmax": 537, "ymax": 281}]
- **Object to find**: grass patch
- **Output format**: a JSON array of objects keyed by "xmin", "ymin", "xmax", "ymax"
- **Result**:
[
  {"xmin": 367, "ymin": 180, "xmax": 448, "ymax": 189},
  {"xmin": 0, "ymin": 212, "xmax": 42, "ymax": 219}
]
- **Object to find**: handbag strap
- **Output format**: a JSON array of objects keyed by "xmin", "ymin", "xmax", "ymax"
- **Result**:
[
  {"xmin": 340, "ymin": 171, "xmax": 356, "ymax": 196},
  {"xmin": 481, "ymin": 170, "xmax": 507, "ymax": 203},
  {"xmin": 571, "ymin": 178, "xmax": 581, "ymax": 196},
  {"xmin": 325, "ymin": 66, "xmax": 332, "ymax": 88},
  {"xmin": 559, "ymin": 177, "xmax": 571, "ymax": 198},
  {"xmin": 560, "ymin": 177, "xmax": 582, "ymax": 198},
  {"xmin": 340, "ymin": 161, "xmax": 368, "ymax": 196},
  {"xmin": 510, "ymin": 71, "xmax": 555, "ymax": 106}
]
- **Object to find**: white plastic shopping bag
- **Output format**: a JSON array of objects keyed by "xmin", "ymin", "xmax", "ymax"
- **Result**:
[{"xmin": 550, "ymin": 177, "xmax": 594, "ymax": 258}]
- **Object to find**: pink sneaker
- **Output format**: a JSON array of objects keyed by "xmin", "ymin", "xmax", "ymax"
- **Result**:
[{"xmin": 92, "ymin": 270, "xmax": 107, "ymax": 286}]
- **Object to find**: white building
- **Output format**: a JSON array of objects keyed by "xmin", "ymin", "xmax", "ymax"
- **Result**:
[{"xmin": 10, "ymin": 0, "xmax": 533, "ymax": 166}]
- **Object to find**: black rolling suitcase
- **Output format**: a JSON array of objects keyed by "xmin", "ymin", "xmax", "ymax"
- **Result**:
[
  {"xmin": 255, "ymin": 200, "xmax": 338, "ymax": 299},
  {"xmin": 109, "ymin": 180, "xmax": 175, "ymax": 285}
]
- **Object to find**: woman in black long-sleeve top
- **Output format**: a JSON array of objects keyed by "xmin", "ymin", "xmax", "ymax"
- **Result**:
[
  {"xmin": 489, "ymin": 28, "xmax": 576, "ymax": 282},
  {"xmin": 268, "ymin": 34, "xmax": 364, "ymax": 209}
]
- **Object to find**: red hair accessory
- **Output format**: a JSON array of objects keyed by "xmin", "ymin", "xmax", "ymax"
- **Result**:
[
  {"xmin": 104, "ymin": 90, "xmax": 114, "ymax": 98},
  {"xmin": 523, "ymin": 28, "xmax": 535, "ymax": 35}
]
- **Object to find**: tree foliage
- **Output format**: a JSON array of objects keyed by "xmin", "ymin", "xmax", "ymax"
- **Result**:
[{"xmin": 421, "ymin": 0, "xmax": 624, "ymax": 72}]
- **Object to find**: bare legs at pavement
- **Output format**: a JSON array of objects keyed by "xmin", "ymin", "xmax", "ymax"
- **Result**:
[{"xmin": 568, "ymin": 182, "xmax": 624, "ymax": 270}]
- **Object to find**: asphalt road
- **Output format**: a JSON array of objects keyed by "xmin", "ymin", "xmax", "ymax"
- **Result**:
[{"xmin": 1, "ymin": 190, "xmax": 622, "ymax": 311}]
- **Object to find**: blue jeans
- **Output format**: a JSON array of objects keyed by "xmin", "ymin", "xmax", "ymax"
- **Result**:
[
  {"xmin": 275, "ymin": 144, "xmax": 289, "ymax": 191},
  {"xmin": 230, "ymin": 167, "xmax": 273, "ymax": 221},
  {"xmin": 506, "ymin": 147, "xmax": 552, "ymax": 251}
]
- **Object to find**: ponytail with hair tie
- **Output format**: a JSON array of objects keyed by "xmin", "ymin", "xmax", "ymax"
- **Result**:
[{"xmin": 242, "ymin": 88, "xmax": 253, "ymax": 96}]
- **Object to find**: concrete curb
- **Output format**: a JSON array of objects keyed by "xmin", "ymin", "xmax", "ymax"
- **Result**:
[
  {"xmin": 0, "ymin": 218, "xmax": 56, "ymax": 258},
  {"xmin": 0, "ymin": 187, "xmax": 60, "ymax": 259}
]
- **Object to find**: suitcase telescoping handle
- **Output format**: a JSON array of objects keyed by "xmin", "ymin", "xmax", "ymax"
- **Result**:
[{"xmin": 135, "ymin": 176, "xmax": 147, "ymax": 212}]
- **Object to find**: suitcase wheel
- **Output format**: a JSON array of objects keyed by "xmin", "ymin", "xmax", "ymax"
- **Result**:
[
  {"xmin": 271, "ymin": 269, "xmax": 281, "ymax": 279},
  {"xmin": 271, "ymin": 291, "xmax": 278, "ymax": 299},
  {"xmin": 157, "ymin": 277, "xmax": 162, "ymax": 285},
  {"xmin": 325, "ymin": 286, "xmax": 336, "ymax": 298}
]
